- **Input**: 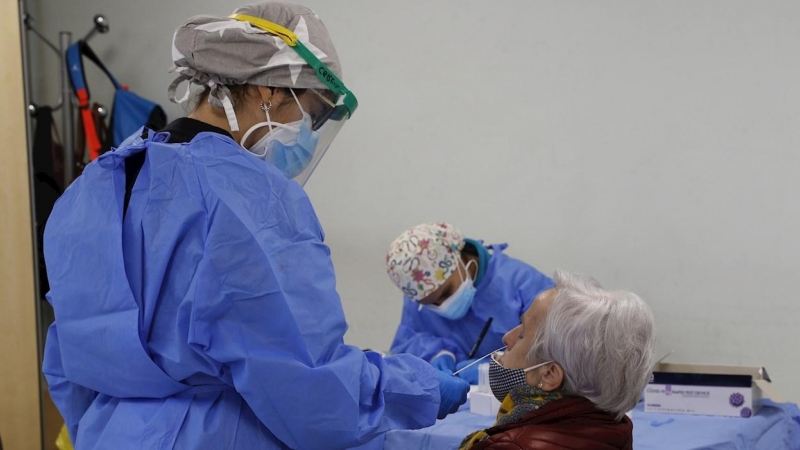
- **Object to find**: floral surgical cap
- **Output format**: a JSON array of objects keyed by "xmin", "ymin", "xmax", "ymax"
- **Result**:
[{"xmin": 386, "ymin": 223, "xmax": 465, "ymax": 302}]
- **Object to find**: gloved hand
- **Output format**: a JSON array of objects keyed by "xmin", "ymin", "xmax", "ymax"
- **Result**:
[
  {"xmin": 430, "ymin": 353, "xmax": 456, "ymax": 373},
  {"xmin": 455, "ymin": 359, "xmax": 480, "ymax": 385},
  {"xmin": 435, "ymin": 370, "xmax": 470, "ymax": 419}
]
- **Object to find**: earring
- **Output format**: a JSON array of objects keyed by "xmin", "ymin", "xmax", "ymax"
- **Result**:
[
  {"xmin": 537, "ymin": 383, "xmax": 544, "ymax": 389},
  {"xmin": 260, "ymin": 101, "xmax": 272, "ymax": 111}
]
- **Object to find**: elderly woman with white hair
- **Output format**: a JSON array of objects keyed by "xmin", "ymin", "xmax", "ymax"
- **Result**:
[{"xmin": 459, "ymin": 270, "xmax": 656, "ymax": 450}]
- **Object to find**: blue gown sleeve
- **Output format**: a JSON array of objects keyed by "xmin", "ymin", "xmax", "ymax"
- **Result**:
[
  {"xmin": 188, "ymin": 169, "xmax": 440, "ymax": 449},
  {"xmin": 389, "ymin": 298, "xmax": 462, "ymax": 362},
  {"xmin": 42, "ymin": 322, "xmax": 98, "ymax": 442}
]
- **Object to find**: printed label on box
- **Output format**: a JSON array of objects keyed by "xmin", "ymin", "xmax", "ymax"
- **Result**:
[{"xmin": 645, "ymin": 383, "xmax": 760, "ymax": 418}]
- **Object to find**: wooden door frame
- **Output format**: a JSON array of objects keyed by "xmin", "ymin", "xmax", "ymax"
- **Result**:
[{"xmin": 0, "ymin": 0, "xmax": 44, "ymax": 449}]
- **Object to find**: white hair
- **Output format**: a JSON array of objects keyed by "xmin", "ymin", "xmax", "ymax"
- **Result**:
[{"xmin": 527, "ymin": 269, "xmax": 656, "ymax": 419}]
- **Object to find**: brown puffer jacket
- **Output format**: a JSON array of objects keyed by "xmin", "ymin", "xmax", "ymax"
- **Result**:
[{"xmin": 470, "ymin": 396, "xmax": 633, "ymax": 450}]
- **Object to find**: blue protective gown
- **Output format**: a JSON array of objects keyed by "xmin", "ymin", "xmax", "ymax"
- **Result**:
[
  {"xmin": 42, "ymin": 127, "xmax": 440, "ymax": 450},
  {"xmin": 389, "ymin": 243, "xmax": 554, "ymax": 362}
]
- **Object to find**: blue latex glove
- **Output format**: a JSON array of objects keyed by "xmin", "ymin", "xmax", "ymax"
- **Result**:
[
  {"xmin": 455, "ymin": 359, "xmax": 480, "ymax": 385},
  {"xmin": 434, "ymin": 370, "xmax": 470, "ymax": 419},
  {"xmin": 430, "ymin": 353, "xmax": 456, "ymax": 373}
]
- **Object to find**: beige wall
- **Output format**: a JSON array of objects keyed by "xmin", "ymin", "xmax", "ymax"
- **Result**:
[{"xmin": 0, "ymin": 1, "xmax": 43, "ymax": 449}]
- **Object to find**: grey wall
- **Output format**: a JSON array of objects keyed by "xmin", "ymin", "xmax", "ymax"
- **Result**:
[{"xmin": 26, "ymin": 0, "xmax": 800, "ymax": 400}]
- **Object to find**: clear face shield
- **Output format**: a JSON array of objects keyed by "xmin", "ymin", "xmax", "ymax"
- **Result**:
[
  {"xmin": 290, "ymin": 88, "xmax": 352, "ymax": 186},
  {"xmin": 230, "ymin": 14, "xmax": 359, "ymax": 186}
]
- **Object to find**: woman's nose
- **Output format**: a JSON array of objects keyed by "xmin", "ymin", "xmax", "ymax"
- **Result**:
[{"xmin": 502, "ymin": 325, "xmax": 520, "ymax": 350}]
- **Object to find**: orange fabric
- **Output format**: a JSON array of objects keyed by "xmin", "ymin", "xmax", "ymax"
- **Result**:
[{"xmin": 77, "ymin": 89, "xmax": 102, "ymax": 160}]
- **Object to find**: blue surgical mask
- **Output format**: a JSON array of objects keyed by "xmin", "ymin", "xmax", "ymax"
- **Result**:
[
  {"xmin": 260, "ymin": 113, "xmax": 318, "ymax": 179},
  {"xmin": 426, "ymin": 260, "xmax": 477, "ymax": 321},
  {"xmin": 240, "ymin": 90, "xmax": 320, "ymax": 181}
]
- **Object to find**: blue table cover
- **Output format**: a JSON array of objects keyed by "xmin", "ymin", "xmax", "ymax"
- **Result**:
[{"xmin": 352, "ymin": 399, "xmax": 800, "ymax": 450}]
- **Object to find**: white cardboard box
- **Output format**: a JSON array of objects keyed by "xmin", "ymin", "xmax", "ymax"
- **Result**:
[
  {"xmin": 645, "ymin": 363, "xmax": 780, "ymax": 418},
  {"xmin": 469, "ymin": 390, "xmax": 501, "ymax": 416}
]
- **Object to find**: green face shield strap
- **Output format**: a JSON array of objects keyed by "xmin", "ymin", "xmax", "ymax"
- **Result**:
[{"xmin": 229, "ymin": 14, "xmax": 358, "ymax": 118}]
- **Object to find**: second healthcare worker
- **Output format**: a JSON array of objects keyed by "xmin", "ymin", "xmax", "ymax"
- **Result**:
[{"xmin": 387, "ymin": 223, "xmax": 554, "ymax": 384}]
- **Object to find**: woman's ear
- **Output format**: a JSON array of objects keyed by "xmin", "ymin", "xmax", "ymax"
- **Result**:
[
  {"xmin": 539, "ymin": 363, "xmax": 564, "ymax": 392},
  {"xmin": 256, "ymin": 87, "xmax": 300, "ymax": 122},
  {"xmin": 255, "ymin": 86, "xmax": 275, "ymax": 107}
]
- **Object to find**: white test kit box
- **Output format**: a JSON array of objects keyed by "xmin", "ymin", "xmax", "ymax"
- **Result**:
[
  {"xmin": 645, "ymin": 363, "xmax": 779, "ymax": 418},
  {"xmin": 469, "ymin": 390, "xmax": 501, "ymax": 416},
  {"xmin": 467, "ymin": 363, "xmax": 502, "ymax": 416}
]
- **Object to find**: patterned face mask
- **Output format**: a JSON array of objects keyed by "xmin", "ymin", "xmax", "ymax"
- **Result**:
[{"xmin": 488, "ymin": 353, "xmax": 553, "ymax": 402}]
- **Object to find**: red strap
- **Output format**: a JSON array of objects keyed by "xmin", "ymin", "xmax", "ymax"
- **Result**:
[
  {"xmin": 76, "ymin": 89, "xmax": 102, "ymax": 160},
  {"xmin": 76, "ymin": 89, "xmax": 90, "ymax": 108}
]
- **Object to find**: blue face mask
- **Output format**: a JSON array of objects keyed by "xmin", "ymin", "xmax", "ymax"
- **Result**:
[
  {"xmin": 426, "ymin": 261, "xmax": 477, "ymax": 321},
  {"xmin": 240, "ymin": 90, "xmax": 320, "ymax": 182},
  {"xmin": 260, "ymin": 113, "xmax": 319, "ymax": 179}
]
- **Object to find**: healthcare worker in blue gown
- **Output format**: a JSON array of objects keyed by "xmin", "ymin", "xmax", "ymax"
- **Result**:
[
  {"xmin": 41, "ymin": 3, "xmax": 469, "ymax": 449},
  {"xmin": 386, "ymin": 223, "xmax": 554, "ymax": 384}
]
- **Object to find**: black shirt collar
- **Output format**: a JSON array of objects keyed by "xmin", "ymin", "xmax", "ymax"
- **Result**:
[{"xmin": 159, "ymin": 117, "xmax": 233, "ymax": 144}]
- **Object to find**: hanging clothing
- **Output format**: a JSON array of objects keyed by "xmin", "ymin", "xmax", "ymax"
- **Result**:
[
  {"xmin": 389, "ymin": 243, "xmax": 554, "ymax": 363},
  {"xmin": 31, "ymin": 106, "xmax": 63, "ymax": 302},
  {"xmin": 42, "ymin": 121, "xmax": 440, "ymax": 450},
  {"xmin": 66, "ymin": 40, "xmax": 167, "ymax": 160}
]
